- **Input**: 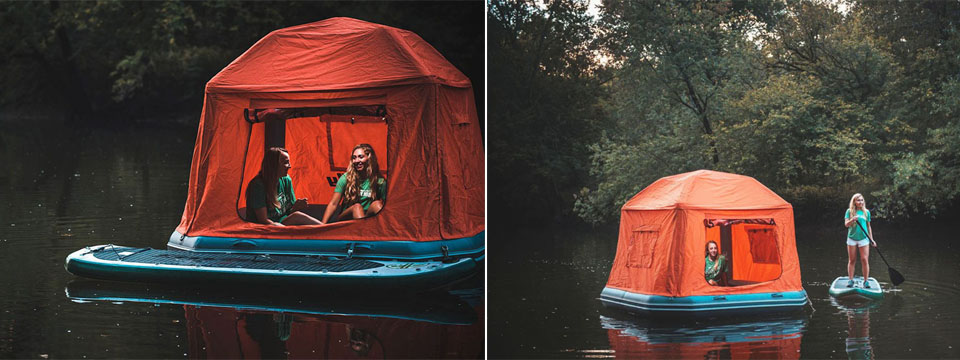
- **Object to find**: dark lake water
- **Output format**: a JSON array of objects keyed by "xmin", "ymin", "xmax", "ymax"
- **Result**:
[
  {"xmin": 0, "ymin": 125, "xmax": 483, "ymax": 359},
  {"xmin": 489, "ymin": 217, "xmax": 960, "ymax": 358}
]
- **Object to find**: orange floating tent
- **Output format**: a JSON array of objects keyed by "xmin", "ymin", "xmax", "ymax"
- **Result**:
[
  {"xmin": 600, "ymin": 170, "xmax": 807, "ymax": 314},
  {"xmin": 169, "ymin": 18, "xmax": 483, "ymax": 256}
]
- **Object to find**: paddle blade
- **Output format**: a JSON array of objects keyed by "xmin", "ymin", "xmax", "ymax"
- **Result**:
[{"xmin": 889, "ymin": 267, "xmax": 905, "ymax": 286}]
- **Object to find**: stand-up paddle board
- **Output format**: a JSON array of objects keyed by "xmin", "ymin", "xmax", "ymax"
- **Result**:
[
  {"xmin": 65, "ymin": 245, "xmax": 477, "ymax": 290},
  {"xmin": 828, "ymin": 276, "xmax": 883, "ymax": 301}
]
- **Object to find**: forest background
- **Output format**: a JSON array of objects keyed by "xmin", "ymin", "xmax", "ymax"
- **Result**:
[
  {"xmin": 490, "ymin": 0, "xmax": 960, "ymax": 226},
  {"xmin": 0, "ymin": 1, "xmax": 483, "ymax": 127}
]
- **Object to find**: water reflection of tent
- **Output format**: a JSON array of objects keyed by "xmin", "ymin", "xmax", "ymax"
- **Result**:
[
  {"xmin": 169, "ymin": 17, "xmax": 484, "ymax": 260},
  {"xmin": 185, "ymin": 307, "xmax": 484, "ymax": 359},
  {"xmin": 601, "ymin": 315, "xmax": 805, "ymax": 359},
  {"xmin": 600, "ymin": 170, "xmax": 808, "ymax": 315}
]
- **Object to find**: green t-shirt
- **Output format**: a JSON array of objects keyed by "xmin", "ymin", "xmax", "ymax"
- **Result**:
[
  {"xmin": 246, "ymin": 175, "xmax": 296, "ymax": 222},
  {"xmin": 334, "ymin": 175, "xmax": 386, "ymax": 211},
  {"xmin": 845, "ymin": 209, "xmax": 871, "ymax": 240},
  {"xmin": 705, "ymin": 254, "xmax": 727, "ymax": 282}
]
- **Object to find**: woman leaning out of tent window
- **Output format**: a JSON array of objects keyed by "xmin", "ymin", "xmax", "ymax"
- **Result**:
[
  {"xmin": 705, "ymin": 240, "xmax": 728, "ymax": 286},
  {"xmin": 247, "ymin": 147, "xmax": 322, "ymax": 226},
  {"xmin": 321, "ymin": 144, "xmax": 386, "ymax": 224}
]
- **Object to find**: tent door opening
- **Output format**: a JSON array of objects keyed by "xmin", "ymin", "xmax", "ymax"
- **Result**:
[
  {"xmin": 705, "ymin": 218, "xmax": 783, "ymax": 286},
  {"xmin": 237, "ymin": 105, "xmax": 389, "ymax": 224}
]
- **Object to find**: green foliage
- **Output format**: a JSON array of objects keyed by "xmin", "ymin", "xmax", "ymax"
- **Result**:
[
  {"xmin": 719, "ymin": 74, "xmax": 865, "ymax": 187},
  {"xmin": 874, "ymin": 79, "xmax": 960, "ymax": 218},
  {"xmin": 0, "ymin": 1, "xmax": 483, "ymax": 125},
  {"xmin": 574, "ymin": 0, "xmax": 960, "ymax": 223},
  {"xmin": 489, "ymin": 0, "xmax": 609, "ymax": 223}
]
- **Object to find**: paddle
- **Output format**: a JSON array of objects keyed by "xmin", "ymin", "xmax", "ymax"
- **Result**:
[{"xmin": 855, "ymin": 220, "xmax": 906, "ymax": 286}]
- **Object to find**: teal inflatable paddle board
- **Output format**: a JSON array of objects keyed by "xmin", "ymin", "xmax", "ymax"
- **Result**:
[
  {"xmin": 828, "ymin": 276, "xmax": 883, "ymax": 300},
  {"xmin": 65, "ymin": 244, "xmax": 477, "ymax": 290}
]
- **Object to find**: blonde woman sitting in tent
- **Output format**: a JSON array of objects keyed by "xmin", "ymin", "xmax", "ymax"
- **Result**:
[
  {"xmin": 705, "ymin": 240, "xmax": 729, "ymax": 286},
  {"xmin": 246, "ymin": 147, "xmax": 322, "ymax": 226},
  {"xmin": 320, "ymin": 144, "xmax": 387, "ymax": 224}
]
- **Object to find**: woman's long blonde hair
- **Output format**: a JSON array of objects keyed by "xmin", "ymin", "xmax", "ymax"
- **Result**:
[
  {"xmin": 261, "ymin": 147, "xmax": 288, "ymax": 209},
  {"xmin": 341, "ymin": 144, "xmax": 382, "ymax": 206},
  {"xmin": 848, "ymin": 193, "xmax": 867, "ymax": 218}
]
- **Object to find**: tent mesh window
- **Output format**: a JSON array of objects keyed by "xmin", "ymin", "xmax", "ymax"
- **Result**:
[{"xmin": 627, "ymin": 227, "xmax": 658, "ymax": 268}]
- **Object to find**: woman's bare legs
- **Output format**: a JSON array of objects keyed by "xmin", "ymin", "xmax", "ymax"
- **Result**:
[
  {"xmin": 365, "ymin": 200, "xmax": 383, "ymax": 216},
  {"xmin": 338, "ymin": 203, "xmax": 366, "ymax": 220},
  {"xmin": 847, "ymin": 245, "xmax": 858, "ymax": 281},
  {"xmin": 282, "ymin": 211, "xmax": 322, "ymax": 225},
  {"xmin": 859, "ymin": 244, "xmax": 870, "ymax": 280},
  {"xmin": 336, "ymin": 201, "xmax": 384, "ymax": 221}
]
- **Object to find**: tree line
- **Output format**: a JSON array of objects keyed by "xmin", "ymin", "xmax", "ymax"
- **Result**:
[
  {"xmin": 490, "ymin": 0, "xmax": 960, "ymax": 225},
  {"xmin": 0, "ymin": 1, "xmax": 482, "ymax": 126}
]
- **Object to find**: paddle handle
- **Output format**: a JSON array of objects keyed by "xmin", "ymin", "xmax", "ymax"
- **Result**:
[{"xmin": 854, "ymin": 219, "xmax": 892, "ymax": 268}]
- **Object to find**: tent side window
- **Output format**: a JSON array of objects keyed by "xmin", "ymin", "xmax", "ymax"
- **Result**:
[{"xmin": 627, "ymin": 227, "xmax": 658, "ymax": 268}]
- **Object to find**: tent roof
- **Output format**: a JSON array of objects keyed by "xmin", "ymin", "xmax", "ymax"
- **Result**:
[
  {"xmin": 207, "ymin": 17, "xmax": 471, "ymax": 93},
  {"xmin": 622, "ymin": 170, "xmax": 790, "ymax": 211}
]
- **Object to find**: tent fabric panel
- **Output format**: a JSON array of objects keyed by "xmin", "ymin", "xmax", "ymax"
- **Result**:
[
  {"xmin": 730, "ymin": 224, "xmax": 782, "ymax": 282},
  {"xmin": 744, "ymin": 225, "xmax": 781, "ymax": 264},
  {"xmin": 626, "ymin": 227, "xmax": 658, "ymax": 269},
  {"xmin": 285, "ymin": 118, "xmax": 338, "ymax": 210},
  {"xmin": 236, "ymin": 122, "xmax": 267, "ymax": 217},
  {"xmin": 187, "ymin": 94, "xmax": 257, "ymax": 233},
  {"xmin": 621, "ymin": 177, "xmax": 687, "ymax": 211},
  {"xmin": 207, "ymin": 18, "xmax": 470, "ymax": 94},
  {"xmin": 606, "ymin": 209, "xmax": 678, "ymax": 297},
  {"xmin": 437, "ymin": 86, "xmax": 485, "ymax": 238},
  {"xmin": 328, "ymin": 120, "xmax": 388, "ymax": 172},
  {"xmin": 177, "ymin": 94, "xmax": 216, "ymax": 235},
  {"xmin": 623, "ymin": 170, "xmax": 791, "ymax": 211}
]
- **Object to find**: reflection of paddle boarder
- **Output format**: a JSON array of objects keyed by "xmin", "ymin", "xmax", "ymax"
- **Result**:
[
  {"xmin": 844, "ymin": 194, "xmax": 877, "ymax": 288},
  {"xmin": 845, "ymin": 308, "xmax": 874, "ymax": 359}
]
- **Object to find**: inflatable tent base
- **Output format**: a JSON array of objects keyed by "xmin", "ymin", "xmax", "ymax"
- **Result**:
[
  {"xmin": 168, "ymin": 231, "xmax": 485, "ymax": 261},
  {"xmin": 600, "ymin": 287, "xmax": 808, "ymax": 317}
]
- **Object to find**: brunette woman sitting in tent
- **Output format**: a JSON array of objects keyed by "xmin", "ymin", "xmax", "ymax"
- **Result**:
[
  {"xmin": 320, "ymin": 144, "xmax": 386, "ymax": 224},
  {"xmin": 705, "ymin": 240, "xmax": 729, "ymax": 286},
  {"xmin": 246, "ymin": 147, "xmax": 322, "ymax": 226}
]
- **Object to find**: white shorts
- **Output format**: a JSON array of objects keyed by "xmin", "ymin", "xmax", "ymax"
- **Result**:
[{"xmin": 847, "ymin": 238, "xmax": 869, "ymax": 247}]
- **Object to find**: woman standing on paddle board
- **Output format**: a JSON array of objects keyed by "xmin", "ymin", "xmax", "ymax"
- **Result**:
[
  {"xmin": 321, "ymin": 144, "xmax": 387, "ymax": 224},
  {"xmin": 844, "ymin": 193, "xmax": 877, "ymax": 288}
]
